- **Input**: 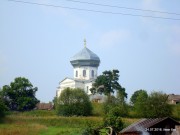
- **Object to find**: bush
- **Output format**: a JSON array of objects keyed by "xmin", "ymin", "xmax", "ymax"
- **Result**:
[
  {"xmin": 92, "ymin": 102, "xmax": 104, "ymax": 116},
  {"xmin": 103, "ymin": 96, "xmax": 117, "ymax": 114},
  {"xmin": 172, "ymin": 104, "xmax": 180, "ymax": 120},
  {"xmin": 0, "ymin": 98, "xmax": 8, "ymax": 118},
  {"xmin": 103, "ymin": 95, "xmax": 129, "ymax": 117},
  {"xmin": 103, "ymin": 105, "xmax": 124, "ymax": 133},
  {"xmin": 56, "ymin": 88, "xmax": 92, "ymax": 116},
  {"xmin": 82, "ymin": 123, "xmax": 102, "ymax": 135},
  {"xmin": 103, "ymin": 113, "xmax": 124, "ymax": 133}
]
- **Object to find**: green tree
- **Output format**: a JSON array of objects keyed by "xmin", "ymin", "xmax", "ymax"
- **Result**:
[
  {"xmin": 90, "ymin": 70, "xmax": 128, "ymax": 116},
  {"xmin": 134, "ymin": 91, "xmax": 148, "ymax": 117},
  {"xmin": 1, "ymin": 77, "xmax": 39, "ymax": 111},
  {"xmin": 56, "ymin": 88, "xmax": 92, "ymax": 116},
  {"xmin": 146, "ymin": 91, "xmax": 172, "ymax": 118},
  {"xmin": 130, "ymin": 89, "xmax": 147, "ymax": 105},
  {"xmin": 172, "ymin": 104, "xmax": 180, "ymax": 119},
  {"xmin": 90, "ymin": 70, "xmax": 127, "ymax": 102},
  {"xmin": 134, "ymin": 91, "xmax": 172, "ymax": 118},
  {"xmin": 104, "ymin": 108, "xmax": 124, "ymax": 133},
  {"xmin": 52, "ymin": 96, "xmax": 57, "ymax": 109},
  {"xmin": 0, "ymin": 91, "xmax": 8, "ymax": 118},
  {"xmin": 103, "ymin": 95, "xmax": 117, "ymax": 114},
  {"xmin": 102, "ymin": 94, "xmax": 129, "ymax": 116}
]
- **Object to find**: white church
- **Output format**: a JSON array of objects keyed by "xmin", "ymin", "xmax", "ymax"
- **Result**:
[{"xmin": 56, "ymin": 40, "xmax": 105, "ymax": 102}]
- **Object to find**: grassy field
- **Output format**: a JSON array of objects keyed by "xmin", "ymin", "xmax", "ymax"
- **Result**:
[
  {"xmin": 0, "ymin": 110, "xmax": 139, "ymax": 135},
  {"xmin": 0, "ymin": 110, "xmax": 102, "ymax": 135}
]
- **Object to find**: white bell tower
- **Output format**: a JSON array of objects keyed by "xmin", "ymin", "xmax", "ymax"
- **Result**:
[
  {"xmin": 70, "ymin": 39, "xmax": 100, "ymax": 81},
  {"xmin": 57, "ymin": 39, "xmax": 105, "ymax": 102}
]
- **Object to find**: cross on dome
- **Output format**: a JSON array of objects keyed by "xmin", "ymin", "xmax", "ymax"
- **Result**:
[{"xmin": 84, "ymin": 38, "xmax": 86, "ymax": 48}]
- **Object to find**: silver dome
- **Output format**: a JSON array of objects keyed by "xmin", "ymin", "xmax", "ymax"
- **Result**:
[{"xmin": 70, "ymin": 47, "xmax": 100, "ymax": 67}]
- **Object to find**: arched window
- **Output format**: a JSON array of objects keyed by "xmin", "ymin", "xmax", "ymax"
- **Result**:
[
  {"xmin": 91, "ymin": 70, "xmax": 94, "ymax": 77},
  {"xmin": 83, "ymin": 70, "xmax": 86, "ymax": 77},
  {"xmin": 75, "ymin": 70, "xmax": 78, "ymax": 77}
]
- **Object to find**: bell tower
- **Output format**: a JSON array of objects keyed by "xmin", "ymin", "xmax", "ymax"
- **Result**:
[{"xmin": 70, "ymin": 40, "xmax": 100, "ymax": 80}]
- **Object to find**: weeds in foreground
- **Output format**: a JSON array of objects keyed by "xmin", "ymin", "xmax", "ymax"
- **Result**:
[
  {"xmin": 0, "ymin": 110, "xmax": 139, "ymax": 135},
  {"xmin": 0, "ymin": 123, "xmax": 47, "ymax": 135}
]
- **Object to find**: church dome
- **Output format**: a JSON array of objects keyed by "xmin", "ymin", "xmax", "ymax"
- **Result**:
[{"xmin": 70, "ymin": 47, "xmax": 100, "ymax": 67}]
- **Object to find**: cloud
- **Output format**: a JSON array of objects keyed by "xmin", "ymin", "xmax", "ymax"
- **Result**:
[{"xmin": 98, "ymin": 30, "xmax": 130, "ymax": 48}]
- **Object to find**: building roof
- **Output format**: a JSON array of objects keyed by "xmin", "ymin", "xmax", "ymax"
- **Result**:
[
  {"xmin": 120, "ymin": 117, "xmax": 180, "ymax": 134},
  {"xmin": 70, "ymin": 47, "xmax": 100, "ymax": 67},
  {"xmin": 60, "ymin": 77, "xmax": 95, "ymax": 84},
  {"xmin": 168, "ymin": 94, "xmax": 180, "ymax": 101},
  {"xmin": 36, "ymin": 103, "xmax": 53, "ymax": 110}
]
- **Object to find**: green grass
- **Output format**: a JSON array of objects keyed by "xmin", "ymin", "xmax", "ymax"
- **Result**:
[
  {"xmin": 10, "ymin": 110, "xmax": 56, "ymax": 117},
  {"xmin": 40, "ymin": 127, "xmax": 82, "ymax": 135},
  {"xmin": 1, "ymin": 103, "xmax": 180, "ymax": 135},
  {"xmin": 0, "ymin": 111, "xmax": 104, "ymax": 135},
  {"xmin": 0, "ymin": 123, "xmax": 46, "ymax": 135},
  {"xmin": 0, "ymin": 110, "xmax": 140, "ymax": 135}
]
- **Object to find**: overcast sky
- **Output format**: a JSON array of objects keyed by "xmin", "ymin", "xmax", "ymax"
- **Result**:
[{"xmin": 0, "ymin": 0, "xmax": 180, "ymax": 102}]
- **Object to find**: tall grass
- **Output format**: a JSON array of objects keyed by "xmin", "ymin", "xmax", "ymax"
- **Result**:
[
  {"xmin": 5, "ymin": 115, "xmax": 103, "ymax": 127},
  {"xmin": 40, "ymin": 127, "xmax": 82, "ymax": 135},
  {"xmin": 10, "ymin": 110, "xmax": 56, "ymax": 117},
  {"xmin": 0, "ymin": 109, "xmax": 141, "ymax": 135},
  {"xmin": 0, "ymin": 123, "xmax": 47, "ymax": 135},
  {"xmin": 0, "ymin": 111, "xmax": 104, "ymax": 135}
]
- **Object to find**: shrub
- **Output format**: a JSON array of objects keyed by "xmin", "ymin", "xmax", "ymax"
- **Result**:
[
  {"xmin": 103, "ymin": 95, "xmax": 129, "ymax": 117},
  {"xmin": 82, "ymin": 123, "xmax": 101, "ymax": 135},
  {"xmin": 92, "ymin": 102, "xmax": 104, "ymax": 116},
  {"xmin": 0, "ymin": 98, "xmax": 8, "ymax": 118},
  {"xmin": 103, "ymin": 113, "xmax": 124, "ymax": 133},
  {"xmin": 56, "ymin": 88, "xmax": 92, "ymax": 116},
  {"xmin": 103, "ymin": 106, "xmax": 124, "ymax": 133},
  {"xmin": 133, "ymin": 91, "xmax": 173, "ymax": 118},
  {"xmin": 172, "ymin": 104, "xmax": 180, "ymax": 120},
  {"xmin": 103, "ymin": 96, "xmax": 117, "ymax": 114}
]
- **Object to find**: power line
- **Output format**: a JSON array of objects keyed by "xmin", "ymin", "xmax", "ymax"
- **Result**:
[
  {"xmin": 6, "ymin": 0, "xmax": 180, "ymax": 21},
  {"xmin": 64, "ymin": 0, "xmax": 180, "ymax": 16}
]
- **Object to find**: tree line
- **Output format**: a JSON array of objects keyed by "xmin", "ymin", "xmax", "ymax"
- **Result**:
[
  {"xmin": 0, "ymin": 70, "xmax": 179, "ymax": 134},
  {"xmin": 54, "ymin": 69, "xmax": 179, "ymax": 134}
]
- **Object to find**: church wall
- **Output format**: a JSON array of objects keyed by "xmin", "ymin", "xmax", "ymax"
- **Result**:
[
  {"xmin": 84, "ymin": 82, "xmax": 93, "ymax": 95},
  {"xmin": 57, "ymin": 79, "xmax": 76, "ymax": 97},
  {"xmin": 75, "ymin": 81, "xmax": 84, "ymax": 90}
]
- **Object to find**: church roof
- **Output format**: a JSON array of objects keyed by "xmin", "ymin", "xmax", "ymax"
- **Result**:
[
  {"xmin": 70, "ymin": 47, "xmax": 100, "ymax": 67},
  {"xmin": 71, "ymin": 47, "xmax": 100, "ymax": 61},
  {"xmin": 60, "ymin": 77, "xmax": 95, "ymax": 84}
]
